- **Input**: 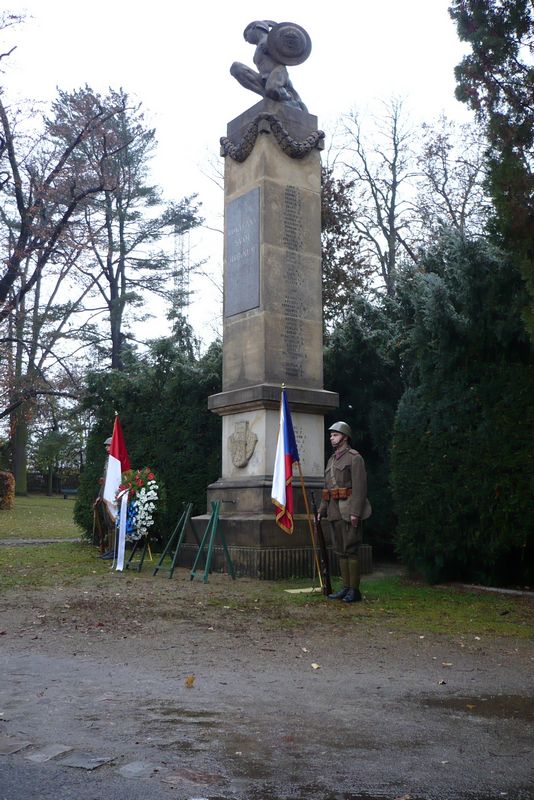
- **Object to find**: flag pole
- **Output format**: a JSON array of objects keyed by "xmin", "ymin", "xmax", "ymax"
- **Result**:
[{"xmin": 296, "ymin": 461, "xmax": 323, "ymax": 590}]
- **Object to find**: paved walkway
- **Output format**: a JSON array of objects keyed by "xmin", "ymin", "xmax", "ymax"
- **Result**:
[{"xmin": 0, "ymin": 537, "xmax": 82, "ymax": 546}]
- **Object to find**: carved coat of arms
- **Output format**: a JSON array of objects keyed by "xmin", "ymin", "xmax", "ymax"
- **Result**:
[{"xmin": 228, "ymin": 421, "xmax": 257, "ymax": 468}]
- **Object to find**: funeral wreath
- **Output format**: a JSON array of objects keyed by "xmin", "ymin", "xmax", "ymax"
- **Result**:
[{"xmin": 115, "ymin": 467, "xmax": 159, "ymax": 541}]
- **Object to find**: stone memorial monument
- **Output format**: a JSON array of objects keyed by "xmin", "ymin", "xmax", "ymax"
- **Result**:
[{"xmin": 191, "ymin": 21, "xmax": 339, "ymax": 579}]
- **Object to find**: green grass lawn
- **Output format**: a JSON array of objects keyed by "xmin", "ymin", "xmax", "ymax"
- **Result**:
[
  {"xmin": 1, "ymin": 498, "xmax": 532, "ymax": 641},
  {"xmin": 1, "ymin": 540, "xmax": 530, "ymax": 640},
  {"xmin": 350, "ymin": 575, "xmax": 534, "ymax": 638},
  {"xmin": 0, "ymin": 541, "xmax": 109, "ymax": 588},
  {"xmin": 0, "ymin": 494, "xmax": 83, "ymax": 540},
  {"xmin": 264, "ymin": 574, "xmax": 534, "ymax": 639},
  {"xmin": 0, "ymin": 542, "xmax": 534, "ymax": 640}
]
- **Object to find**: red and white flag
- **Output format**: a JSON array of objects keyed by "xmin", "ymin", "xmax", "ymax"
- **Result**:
[{"xmin": 103, "ymin": 415, "xmax": 130, "ymax": 521}]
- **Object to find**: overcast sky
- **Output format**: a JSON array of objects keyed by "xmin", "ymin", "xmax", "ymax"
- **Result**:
[{"xmin": 7, "ymin": 1, "xmax": 471, "ymax": 343}]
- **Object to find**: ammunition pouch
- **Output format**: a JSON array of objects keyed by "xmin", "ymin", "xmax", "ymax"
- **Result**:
[{"xmin": 322, "ymin": 487, "xmax": 352, "ymax": 501}]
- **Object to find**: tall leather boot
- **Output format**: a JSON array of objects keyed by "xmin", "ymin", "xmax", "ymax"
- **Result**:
[
  {"xmin": 328, "ymin": 558, "xmax": 350, "ymax": 600},
  {"xmin": 343, "ymin": 558, "xmax": 362, "ymax": 602}
]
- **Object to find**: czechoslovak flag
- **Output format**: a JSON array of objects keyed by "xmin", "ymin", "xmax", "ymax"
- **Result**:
[
  {"xmin": 271, "ymin": 389, "xmax": 300, "ymax": 534},
  {"xmin": 103, "ymin": 415, "xmax": 130, "ymax": 521}
]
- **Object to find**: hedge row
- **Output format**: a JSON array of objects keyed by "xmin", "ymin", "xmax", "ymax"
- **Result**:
[
  {"xmin": 74, "ymin": 340, "xmax": 222, "ymax": 542},
  {"xmin": 0, "ymin": 471, "xmax": 15, "ymax": 510},
  {"xmin": 391, "ymin": 365, "xmax": 534, "ymax": 585}
]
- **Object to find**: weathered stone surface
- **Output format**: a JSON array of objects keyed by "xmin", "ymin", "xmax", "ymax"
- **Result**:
[
  {"xmin": 221, "ymin": 407, "xmax": 324, "ymax": 479},
  {"xmin": 200, "ymin": 103, "xmax": 339, "ymax": 569},
  {"xmin": 222, "ymin": 156, "xmax": 323, "ymax": 393},
  {"xmin": 262, "ymin": 180, "xmax": 321, "ymax": 257},
  {"xmin": 225, "ymin": 139, "xmax": 321, "ymax": 198},
  {"xmin": 25, "ymin": 743, "xmax": 72, "ymax": 762},
  {"xmin": 208, "ymin": 384, "xmax": 338, "ymax": 415},
  {"xmin": 226, "ymin": 98, "xmax": 319, "ymax": 149},
  {"xmin": 0, "ymin": 736, "xmax": 31, "ymax": 755},
  {"xmin": 118, "ymin": 760, "xmax": 157, "ymax": 778},
  {"xmin": 59, "ymin": 752, "xmax": 114, "ymax": 770},
  {"xmin": 205, "ymin": 480, "xmax": 323, "ymax": 522},
  {"xmin": 161, "ymin": 767, "xmax": 224, "ymax": 786}
]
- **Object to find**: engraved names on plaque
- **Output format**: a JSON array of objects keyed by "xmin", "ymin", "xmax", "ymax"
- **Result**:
[
  {"xmin": 281, "ymin": 186, "xmax": 306, "ymax": 380},
  {"xmin": 225, "ymin": 187, "xmax": 260, "ymax": 317},
  {"xmin": 293, "ymin": 423, "xmax": 307, "ymax": 464}
]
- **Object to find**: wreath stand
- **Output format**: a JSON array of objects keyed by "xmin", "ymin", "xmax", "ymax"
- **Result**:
[
  {"xmin": 190, "ymin": 501, "xmax": 236, "ymax": 584},
  {"xmin": 153, "ymin": 502, "xmax": 193, "ymax": 579},
  {"xmin": 124, "ymin": 535, "xmax": 152, "ymax": 572}
]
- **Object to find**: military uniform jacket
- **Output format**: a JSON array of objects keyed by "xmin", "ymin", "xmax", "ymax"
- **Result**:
[{"xmin": 319, "ymin": 447, "xmax": 372, "ymax": 523}]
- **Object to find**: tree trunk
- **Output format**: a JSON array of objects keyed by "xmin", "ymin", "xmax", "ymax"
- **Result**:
[
  {"xmin": 110, "ymin": 313, "xmax": 124, "ymax": 370},
  {"xmin": 11, "ymin": 408, "xmax": 28, "ymax": 495}
]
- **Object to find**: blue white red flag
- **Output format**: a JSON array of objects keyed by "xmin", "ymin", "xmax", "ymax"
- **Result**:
[{"xmin": 271, "ymin": 390, "xmax": 300, "ymax": 534}]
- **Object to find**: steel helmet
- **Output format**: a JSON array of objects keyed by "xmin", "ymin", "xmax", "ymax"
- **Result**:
[
  {"xmin": 328, "ymin": 421, "xmax": 353, "ymax": 439},
  {"xmin": 244, "ymin": 20, "xmax": 271, "ymax": 38}
]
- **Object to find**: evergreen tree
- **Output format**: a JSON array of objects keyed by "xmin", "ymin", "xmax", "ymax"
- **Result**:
[
  {"xmin": 324, "ymin": 296, "xmax": 404, "ymax": 556},
  {"xmin": 391, "ymin": 231, "xmax": 533, "ymax": 584},
  {"xmin": 48, "ymin": 87, "xmax": 202, "ymax": 369},
  {"xmin": 74, "ymin": 333, "xmax": 222, "ymax": 540},
  {"xmin": 449, "ymin": 0, "xmax": 534, "ymax": 335}
]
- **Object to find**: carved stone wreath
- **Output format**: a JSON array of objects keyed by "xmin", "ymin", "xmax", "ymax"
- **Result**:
[{"xmin": 220, "ymin": 113, "xmax": 325, "ymax": 163}]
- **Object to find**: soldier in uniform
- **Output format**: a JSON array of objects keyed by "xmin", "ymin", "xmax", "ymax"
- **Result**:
[
  {"xmin": 93, "ymin": 436, "xmax": 115, "ymax": 558},
  {"xmin": 318, "ymin": 422, "xmax": 372, "ymax": 603}
]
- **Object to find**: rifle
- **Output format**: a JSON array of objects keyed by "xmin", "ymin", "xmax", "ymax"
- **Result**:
[
  {"xmin": 311, "ymin": 491, "xmax": 332, "ymax": 596},
  {"xmin": 93, "ymin": 500, "xmax": 106, "ymax": 554}
]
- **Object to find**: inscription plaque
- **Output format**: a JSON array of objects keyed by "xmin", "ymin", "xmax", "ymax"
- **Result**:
[
  {"xmin": 225, "ymin": 187, "xmax": 260, "ymax": 317},
  {"xmin": 282, "ymin": 186, "xmax": 304, "ymax": 251}
]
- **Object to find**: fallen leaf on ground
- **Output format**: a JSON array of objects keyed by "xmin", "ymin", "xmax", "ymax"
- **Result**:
[
  {"xmin": 185, "ymin": 674, "xmax": 195, "ymax": 688},
  {"xmin": 311, "ymin": 663, "xmax": 321, "ymax": 670}
]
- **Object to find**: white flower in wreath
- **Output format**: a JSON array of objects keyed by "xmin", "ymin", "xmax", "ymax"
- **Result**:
[{"xmin": 117, "ymin": 468, "xmax": 160, "ymax": 542}]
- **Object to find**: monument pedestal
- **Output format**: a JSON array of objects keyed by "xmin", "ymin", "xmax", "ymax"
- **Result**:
[{"xmin": 191, "ymin": 100, "xmax": 345, "ymax": 578}]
